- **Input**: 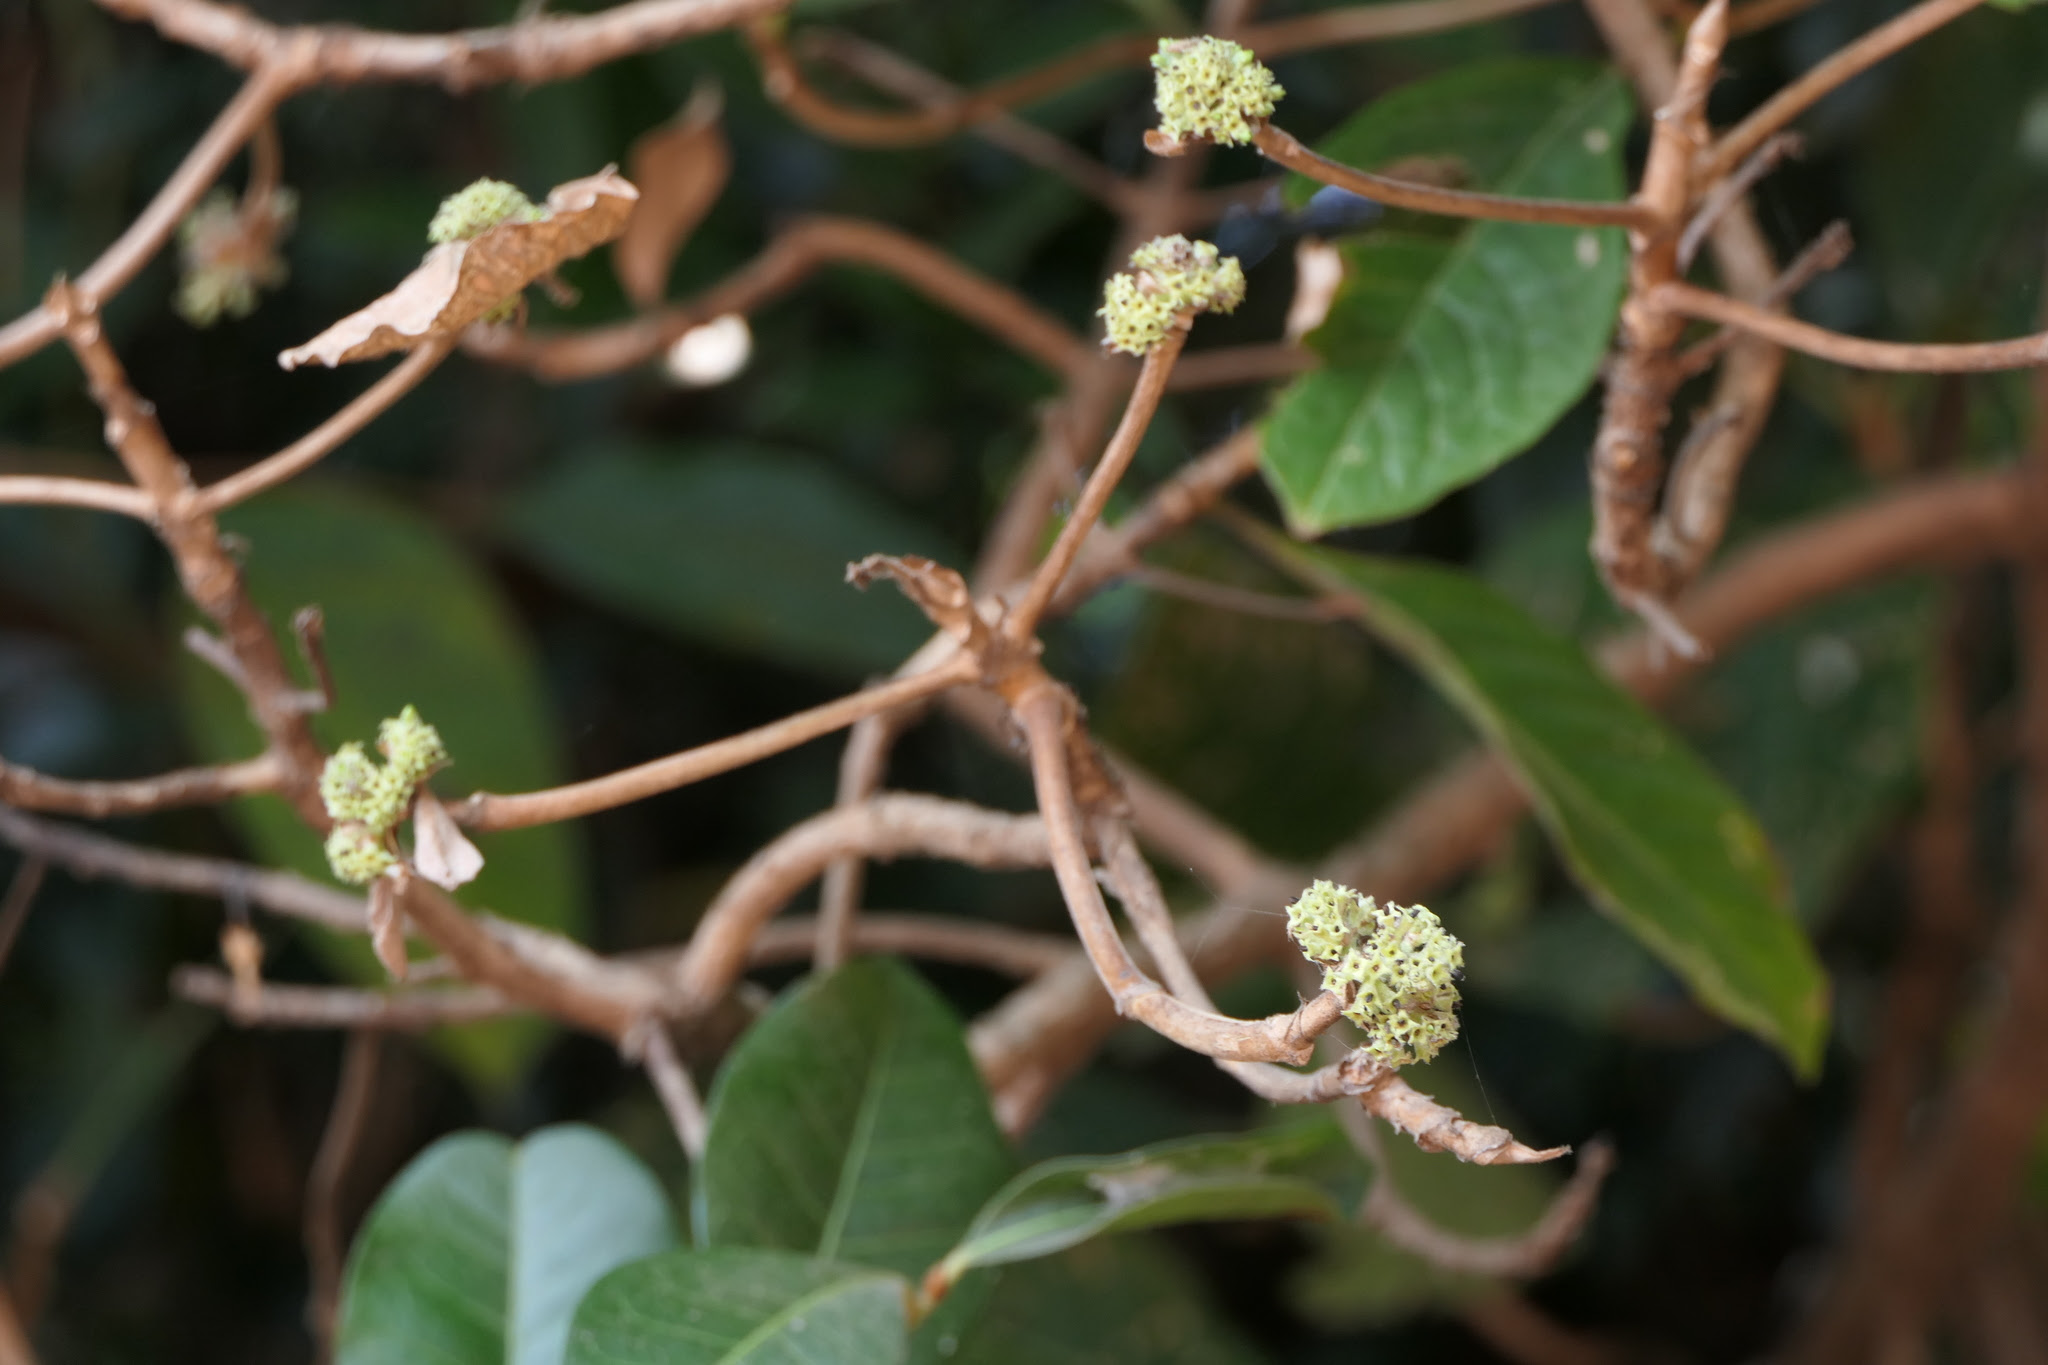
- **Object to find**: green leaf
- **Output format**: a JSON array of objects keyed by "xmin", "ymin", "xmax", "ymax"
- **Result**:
[
  {"xmin": 567, "ymin": 1248, "xmax": 908, "ymax": 1365},
  {"xmin": 943, "ymin": 1238, "xmax": 1269, "ymax": 1365},
  {"xmin": 1270, "ymin": 541, "xmax": 1829, "ymax": 1075},
  {"xmin": 697, "ymin": 958, "xmax": 1013, "ymax": 1277},
  {"xmin": 935, "ymin": 1124, "xmax": 1342, "ymax": 1286},
  {"xmin": 337, "ymin": 1125, "xmax": 677, "ymax": 1365},
  {"xmin": 1261, "ymin": 60, "xmax": 1631, "ymax": 534},
  {"xmin": 173, "ymin": 484, "xmax": 585, "ymax": 1089},
  {"xmin": 499, "ymin": 445, "xmax": 957, "ymax": 679}
]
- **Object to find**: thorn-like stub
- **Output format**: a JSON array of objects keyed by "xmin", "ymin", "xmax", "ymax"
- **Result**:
[
  {"xmin": 1150, "ymin": 35, "xmax": 1284, "ymax": 148},
  {"xmin": 1097, "ymin": 234, "xmax": 1247, "ymax": 355}
]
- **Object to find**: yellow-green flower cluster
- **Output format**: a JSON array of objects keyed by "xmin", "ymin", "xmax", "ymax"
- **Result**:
[
  {"xmin": 1098, "ymin": 235, "xmax": 1247, "ymax": 355},
  {"xmin": 1151, "ymin": 36, "xmax": 1283, "ymax": 147},
  {"xmin": 427, "ymin": 178, "xmax": 542, "ymax": 245},
  {"xmin": 319, "ymin": 706, "xmax": 450, "ymax": 886},
  {"xmin": 1285, "ymin": 879, "xmax": 1463, "ymax": 1068}
]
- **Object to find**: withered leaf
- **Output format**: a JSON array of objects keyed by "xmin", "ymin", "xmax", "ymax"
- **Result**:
[
  {"xmin": 615, "ymin": 85, "xmax": 729, "ymax": 309},
  {"xmin": 279, "ymin": 169, "xmax": 640, "ymax": 369},
  {"xmin": 367, "ymin": 873, "xmax": 410, "ymax": 981},
  {"xmin": 411, "ymin": 788, "xmax": 485, "ymax": 891}
]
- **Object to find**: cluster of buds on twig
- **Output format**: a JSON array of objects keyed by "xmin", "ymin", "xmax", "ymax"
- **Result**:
[
  {"xmin": 1286, "ymin": 879, "xmax": 1464, "ymax": 1067},
  {"xmin": 1097, "ymin": 234, "xmax": 1247, "ymax": 355},
  {"xmin": 175, "ymin": 185, "xmax": 297, "ymax": 328},
  {"xmin": 319, "ymin": 705, "xmax": 449, "ymax": 885},
  {"xmin": 1145, "ymin": 35, "xmax": 1284, "ymax": 156}
]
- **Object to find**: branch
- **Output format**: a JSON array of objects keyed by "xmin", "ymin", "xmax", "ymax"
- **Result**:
[
  {"xmin": 1003, "ymin": 332, "xmax": 1187, "ymax": 643},
  {"xmin": 665, "ymin": 792, "xmax": 1053, "ymax": 1013},
  {"xmin": 750, "ymin": 913, "xmax": 1076, "ymax": 977},
  {"xmin": 0, "ymin": 476, "xmax": 152, "ymax": 519},
  {"xmin": 305, "ymin": 1031, "xmax": 380, "ymax": 1348},
  {"xmin": 173, "ymin": 966, "xmax": 512, "ymax": 1027},
  {"xmin": 1249, "ymin": 124, "xmax": 1656, "ymax": 230},
  {"xmin": 1698, "ymin": 0, "xmax": 1985, "ymax": 183},
  {"xmin": 0, "ymin": 856, "xmax": 46, "ymax": 978},
  {"xmin": 466, "ymin": 214, "xmax": 1089, "ymax": 381},
  {"xmin": 0, "ymin": 65, "xmax": 297, "ymax": 369},
  {"xmin": 1652, "ymin": 281, "xmax": 2048, "ymax": 372},
  {"xmin": 0, "ymin": 805, "xmax": 362, "ymax": 930},
  {"xmin": 624, "ymin": 1022, "xmax": 708, "ymax": 1161},
  {"xmin": 1344, "ymin": 1105, "xmax": 1614, "ymax": 1272},
  {"xmin": 455, "ymin": 654, "xmax": 977, "ymax": 831},
  {"xmin": 95, "ymin": 0, "xmax": 792, "ymax": 88},
  {"xmin": 195, "ymin": 339, "xmax": 453, "ymax": 512},
  {"xmin": 0, "ymin": 752, "xmax": 283, "ymax": 818}
]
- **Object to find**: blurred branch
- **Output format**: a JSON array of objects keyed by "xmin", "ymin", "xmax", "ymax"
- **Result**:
[
  {"xmin": 625, "ymin": 1022, "xmax": 708, "ymax": 1161},
  {"xmin": 0, "ymin": 1280, "xmax": 33, "ymax": 1365},
  {"xmin": 0, "ymin": 476, "xmax": 152, "ymax": 519},
  {"xmin": 467, "ymin": 214, "xmax": 1090, "ymax": 381},
  {"xmin": 304, "ymin": 1032, "xmax": 379, "ymax": 1356},
  {"xmin": 752, "ymin": 913, "xmax": 1075, "ymax": 977},
  {"xmin": 0, "ymin": 753, "xmax": 284, "ymax": 819},
  {"xmin": 0, "ymin": 805, "xmax": 362, "ymax": 930},
  {"xmin": 1343, "ymin": 1106, "xmax": 1615, "ymax": 1272},
  {"xmin": 1698, "ymin": 0, "xmax": 1985, "ymax": 181},
  {"xmin": 173, "ymin": 967, "xmax": 513, "ymax": 1027},
  {"xmin": 454, "ymin": 653, "xmax": 978, "ymax": 831},
  {"xmin": 1462, "ymin": 1291, "xmax": 1628, "ymax": 1365},
  {"xmin": 94, "ymin": 0, "xmax": 791, "ymax": 88},
  {"xmin": 1652, "ymin": 282, "xmax": 2048, "ymax": 372},
  {"xmin": 0, "ymin": 856, "xmax": 45, "ymax": 977}
]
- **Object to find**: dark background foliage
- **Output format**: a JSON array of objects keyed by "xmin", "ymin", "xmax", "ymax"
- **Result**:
[{"xmin": 1, "ymin": 0, "xmax": 2045, "ymax": 1358}]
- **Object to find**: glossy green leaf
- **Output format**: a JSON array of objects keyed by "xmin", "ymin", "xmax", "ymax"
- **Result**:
[
  {"xmin": 1261, "ymin": 60, "xmax": 1630, "ymax": 533},
  {"xmin": 337, "ymin": 1125, "xmax": 677, "ymax": 1365},
  {"xmin": 943, "ymin": 1238, "xmax": 1269, "ymax": 1365},
  {"xmin": 1272, "ymin": 541, "xmax": 1829, "ymax": 1075},
  {"xmin": 174, "ymin": 485, "xmax": 585, "ymax": 1088},
  {"xmin": 935, "ymin": 1124, "xmax": 1342, "ymax": 1286},
  {"xmin": 499, "ymin": 444, "xmax": 956, "ymax": 678},
  {"xmin": 567, "ymin": 1248, "xmax": 907, "ymax": 1365},
  {"xmin": 696, "ymin": 958, "xmax": 1013, "ymax": 1277}
]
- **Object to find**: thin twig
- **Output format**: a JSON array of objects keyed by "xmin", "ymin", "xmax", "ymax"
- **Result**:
[
  {"xmin": 1004, "ymin": 333, "xmax": 1187, "ymax": 643},
  {"xmin": 0, "ymin": 1279, "xmax": 36, "ymax": 1365},
  {"xmin": 1343, "ymin": 1106, "xmax": 1614, "ymax": 1273},
  {"xmin": 1699, "ymin": 0, "xmax": 1986, "ymax": 182},
  {"xmin": 628, "ymin": 1022, "xmax": 708, "ymax": 1161},
  {"xmin": 173, "ymin": 966, "xmax": 513, "ymax": 1027},
  {"xmin": 0, "ymin": 476, "xmax": 153, "ymax": 519},
  {"xmin": 0, "ymin": 856, "xmax": 46, "ymax": 978},
  {"xmin": 304, "ymin": 1031, "xmax": 380, "ymax": 1356},
  {"xmin": 196, "ymin": 339, "xmax": 453, "ymax": 512},
  {"xmin": 1251, "ymin": 124, "xmax": 1655, "ymax": 230},
  {"xmin": 1653, "ymin": 282, "xmax": 2048, "ymax": 372},
  {"xmin": 455, "ymin": 653, "xmax": 978, "ymax": 831},
  {"xmin": 1673, "ymin": 220, "xmax": 1854, "ymax": 377},
  {"xmin": 1125, "ymin": 562, "xmax": 1349, "ymax": 622},
  {"xmin": 1677, "ymin": 131, "xmax": 1801, "ymax": 271},
  {"xmin": 0, "ymin": 752, "xmax": 284, "ymax": 819}
]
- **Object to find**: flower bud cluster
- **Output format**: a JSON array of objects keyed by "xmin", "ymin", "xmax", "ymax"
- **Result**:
[
  {"xmin": 1150, "ymin": 36, "xmax": 1284, "ymax": 148},
  {"xmin": 427, "ymin": 178, "xmax": 543, "ymax": 245},
  {"xmin": 319, "ymin": 706, "xmax": 450, "ymax": 886},
  {"xmin": 1284, "ymin": 879, "xmax": 1463, "ymax": 1067},
  {"xmin": 175, "ymin": 187, "xmax": 296, "ymax": 328},
  {"xmin": 1098, "ymin": 235, "xmax": 1247, "ymax": 355}
]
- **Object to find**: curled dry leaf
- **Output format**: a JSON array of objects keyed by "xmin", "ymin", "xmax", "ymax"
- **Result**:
[
  {"xmin": 367, "ymin": 873, "xmax": 410, "ymax": 981},
  {"xmin": 410, "ymin": 788, "xmax": 485, "ymax": 891},
  {"xmin": 615, "ymin": 84, "xmax": 730, "ymax": 308},
  {"xmin": 1284, "ymin": 238, "xmax": 1344, "ymax": 343},
  {"xmin": 278, "ymin": 169, "xmax": 640, "ymax": 370},
  {"xmin": 846, "ymin": 553, "xmax": 988, "ymax": 648}
]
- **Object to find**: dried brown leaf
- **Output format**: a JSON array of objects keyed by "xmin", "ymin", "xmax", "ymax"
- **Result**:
[
  {"xmin": 367, "ymin": 873, "xmax": 409, "ymax": 981},
  {"xmin": 615, "ymin": 85, "xmax": 730, "ymax": 308},
  {"xmin": 846, "ymin": 553, "xmax": 988, "ymax": 647},
  {"xmin": 411, "ymin": 788, "xmax": 485, "ymax": 891},
  {"xmin": 279, "ymin": 169, "xmax": 640, "ymax": 369}
]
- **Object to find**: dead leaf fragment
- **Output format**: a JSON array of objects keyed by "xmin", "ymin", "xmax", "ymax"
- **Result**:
[
  {"xmin": 367, "ymin": 873, "xmax": 409, "ymax": 980},
  {"xmin": 411, "ymin": 788, "xmax": 485, "ymax": 891},
  {"xmin": 279, "ymin": 168, "xmax": 640, "ymax": 369},
  {"xmin": 616, "ymin": 85, "xmax": 730, "ymax": 308}
]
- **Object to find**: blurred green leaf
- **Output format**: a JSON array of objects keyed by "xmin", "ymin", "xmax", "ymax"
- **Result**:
[
  {"xmin": 500, "ymin": 445, "xmax": 957, "ymax": 678},
  {"xmin": 1261, "ymin": 60, "xmax": 1630, "ymax": 533},
  {"xmin": 174, "ymin": 484, "xmax": 585, "ymax": 1088},
  {"xmin": 936, "ymin": 1123, "xmax": 1342, "ymax": 1285},
  {"xmin": 696, "ymin": 958, "xmax": 1013, "ymax": 1277},
  {"xmin": 944, "ymin": 1237, "xmax": 1269, "ymax": 1365},
  {"xmin": 568, "ymin": 1248, "xmax": 908, "ymax": 1365},
  {"xmin": 1269, "ymin": 540, "xmax": 1829, "ymax": 1075},
  {"xmin": 337, "ymin": 1125, "xmax": 677, "ymax": 1365}
]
